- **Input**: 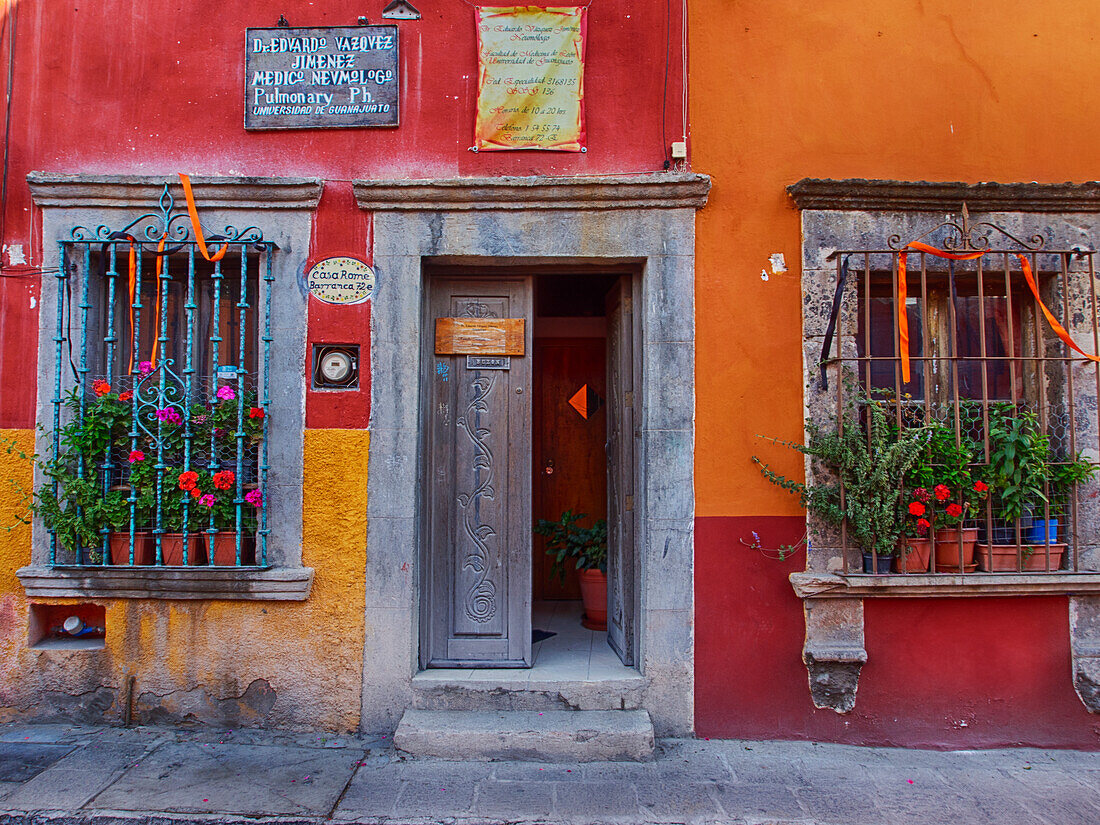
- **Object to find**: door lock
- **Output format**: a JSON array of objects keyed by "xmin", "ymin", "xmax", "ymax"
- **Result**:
[{"xmin": 543, "ymin": 459, "xmax": 555, "ymax": 475}]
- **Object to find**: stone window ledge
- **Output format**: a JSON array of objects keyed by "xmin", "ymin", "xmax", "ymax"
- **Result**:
[
  {"xmin": 791, "ymin": 571, "xmax": 1100, "ymax": 600},
  {"xmin": 16, "ymin": 565, "xmax": 314, "ymax": 601}
]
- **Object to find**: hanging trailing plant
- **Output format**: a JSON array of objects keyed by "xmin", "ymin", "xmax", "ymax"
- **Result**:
[{"xmin": 753, "ymin": 394, "xmax": 930, "ymax": 559}]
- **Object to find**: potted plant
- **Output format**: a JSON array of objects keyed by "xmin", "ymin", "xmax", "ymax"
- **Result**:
[
  {"xmin": 533, "ymin": 509, "xmax": 608, "ymax": 629},
  {"xmin": 18, "ymin": 384, "xmax": 154, "ymax": 564},
  {"xmin": 983, "ymin": 405, "xmax": 1050, "ymax": 542},
  {"xmin": 202, "ymin": 469, "xmax": 261, "ymax": 566},
  {"xmin": 896, "ymin": 489, "xmax": 932, "ymax": 573},
  {"xmin": 1028, "ymin": 451, "xmax": 1097, "ymax": 544},
  {"xmin": 755, "ymin": 394, "xmax": 929, "ymax": 574}
]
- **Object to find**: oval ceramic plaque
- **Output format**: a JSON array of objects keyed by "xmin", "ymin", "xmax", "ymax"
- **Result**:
[{"xmin": 307, "ymin": 256, "xmax": 375, "ymax": 305}]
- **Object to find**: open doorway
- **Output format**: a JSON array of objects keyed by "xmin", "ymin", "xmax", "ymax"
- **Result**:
[
  {"xmin": 531, "ymin": 271, "xmax": 636, "ymax": 672},
  {"xmin": 420, "ymin": 267, "xmax": 638, "ymax": 672}
]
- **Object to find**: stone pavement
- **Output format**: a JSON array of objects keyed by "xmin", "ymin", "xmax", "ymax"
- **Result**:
[{"xmin": 1, "ymin": 722, "xmax": 1098, "ymax": 825}]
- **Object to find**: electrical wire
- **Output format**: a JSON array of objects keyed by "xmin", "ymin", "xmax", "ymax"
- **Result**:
[
  {"xmin": 660, "ymin": 0, "xmax": 668, "ymax": 168},
  {"xmin": 681, "ymin": 0, "xmax": 688, "ymax": 147},
  {"xmin": 0, "ymin": 2, "xmax": 15, "ymax": 264}
]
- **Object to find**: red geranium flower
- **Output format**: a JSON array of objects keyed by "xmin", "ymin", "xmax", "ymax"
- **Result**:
[
  {"xmin": 973, "ymin": 481, "xmax": 988, "ymax": 493},
  {"xmin": 191, "ymin": 488, "xmax": 202, "ymax": 499},
  {"xmin": 913, "ymin": 487, "xmax": 931, "ymax": 503},
  {"xmin": 248, "ymin": 407, "xmax": 264, "ymax": 419},
  {"xmin": 908, "ymin": 501, "xmax": 926, "ymax": 516},
  {"xmin": 934, "ymin": 484, "xmax": 951, "ymax": 501},
  {"xmin": 916, "ymin": 518, "xmax": 931, "ymax": 535},
  {"xmin": 119, "ymin": 391, "xmax": 133, "ymax": 402},
  {"xmin": 92, "ymin": 379, "xmax": 111, "ymax": 397},
  {"xmin": 945, "ymin": 503, "xmax": 963, "ymax": 518},
  {"xmin": 178, "ymin": 470, "xmax": 199, "ymax": 492},
  {"xmin": 213, "ymin": 470, "xmax": 235, "ymax": 490}
]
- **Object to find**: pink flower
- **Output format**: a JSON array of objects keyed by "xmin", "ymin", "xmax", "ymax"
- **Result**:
[
  {"xmin": 216, "ymin": 385, "xmax": 236, "ymax": 401},
  {"xmin": 245, "ymin": 489, "xmax": 263, "ymax": 508},
  {"xmin": 155, "ymin": 407, "xmax": 181, "ymax": 425},
  {"xmin": 128, "ymin": 450, "xmax": 145, "ymax": 463},
  {"xmin": 913, "ymin": 487, "xmax": 931, "ymax": 503},
  {"xmin": 139, "ymin": 361, "xmax": 153, "ymax": 375},
  {"xmin": 200, "ymin": 494, "xmax": 216, "ymax": 508}
]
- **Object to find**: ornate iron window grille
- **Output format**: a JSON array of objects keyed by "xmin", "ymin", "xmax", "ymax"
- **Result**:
[
  {"xmin": 48, "ymin": 185, "xmax": 274, "ymax": 568},
  {"xmin": 819, "ymin": 208, "xmax": 1100, "ymax": 575}
]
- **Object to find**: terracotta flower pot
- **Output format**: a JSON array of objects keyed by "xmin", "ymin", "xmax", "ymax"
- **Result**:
[
  {"xmin": 159, "ymin": 534, "xmax": 205, "ymax": 566},
  {"xmin": 578, "ymin": 568, "xmax": 607, "ymax": 631},
  {"xmin": 207, "ymin": 532, "xmax": 256, "ymax": 566},
  {"xmin": 933, "ymin": 527, "xmax": 978, "ymax": 572},
  {"xmin": 108, "ymin": 532, "xmax": 155, "ymax": 566},
  {"xmin": 894, "ymin": 538, "xmax": 931, "ymax": 573},
  {"xmin": 976, "ymin": 543, "xmax": 1066, "ymax": 572}
]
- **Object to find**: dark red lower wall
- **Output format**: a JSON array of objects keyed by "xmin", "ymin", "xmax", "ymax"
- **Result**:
[{"xmin": 695, "ymin": 515, "xmax": 1100, "ymax": 748}]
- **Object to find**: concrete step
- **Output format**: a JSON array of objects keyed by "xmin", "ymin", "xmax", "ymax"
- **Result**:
[
  {"xmin": 393, "ymin": 708, "xmax": 655, "ymax": 762},
  {"xmin": 411, "ymin": 672, "xmax": 647, "ymax": 712}
]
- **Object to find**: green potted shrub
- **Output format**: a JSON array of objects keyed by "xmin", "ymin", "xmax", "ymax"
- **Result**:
[
  {"xmin": 903, "ymin": 422, "xmax": 987, "ymax": 571},
  {"xmin": 24, "ymin": 384, "xmax": 146, "ymax": 563},
  {"xmin": 533, "ymin": 509, "xmax": 608, "ymax": 629},
  {"xmin": 755, "ymin": 394, "xmax": 929, "ymax": 573},
  {"xmin": 1029, "ymin": 452, "xmax": 1097, "ymax": 544}
]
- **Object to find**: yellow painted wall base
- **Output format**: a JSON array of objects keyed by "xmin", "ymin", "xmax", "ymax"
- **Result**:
[{"xmin": 0, "ymin": 428, "xmax": 368, "ymax": 732}]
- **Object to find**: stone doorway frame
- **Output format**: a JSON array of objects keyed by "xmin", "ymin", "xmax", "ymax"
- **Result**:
[{"xmin": 353, "ymin": 174, "xmax": 710, "ymax": 735}]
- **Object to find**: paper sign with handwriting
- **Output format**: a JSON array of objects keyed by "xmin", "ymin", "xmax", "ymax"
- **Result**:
[{"xmin": 474, "ymin": 6, "xmax": 586, "ymax": 151}]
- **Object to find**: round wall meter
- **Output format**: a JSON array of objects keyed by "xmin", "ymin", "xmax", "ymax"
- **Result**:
[
  {"xmin": 312, "ymin": 344, "xmax": 360, "ymax": 389},
  {"xmin": 321, "ymin": 350, "xmax": 353, "ymax": 383}
]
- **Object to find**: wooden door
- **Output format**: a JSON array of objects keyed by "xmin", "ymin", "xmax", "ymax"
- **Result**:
[
  {"xmin": 423, "ymin": 278, "xmax": 532, "ymax": 667},
  {"xmin": 605, "ymin": 277, "xmax": 636, "ymax": 665},
  {"xmin": 532, "ymin": 338, "xmax": 607, "ymax": 600}
]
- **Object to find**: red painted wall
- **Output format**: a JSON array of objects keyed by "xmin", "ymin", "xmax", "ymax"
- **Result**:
[
  {"xmin": 0, "ymin": 0, "xmax": 685, "ymax": 428},
  {"xmin": 696, "ymin": 516, "xmax": 1100, "ymax": 748}
]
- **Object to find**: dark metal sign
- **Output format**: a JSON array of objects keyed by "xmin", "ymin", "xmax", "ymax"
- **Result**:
[
  {"xmin": 466, "ymin": 356, "xmax": 511, "ymax": 370},
  {"xmin": 245, "ymin": 26, "xmax": 399, "ymax": 130}
]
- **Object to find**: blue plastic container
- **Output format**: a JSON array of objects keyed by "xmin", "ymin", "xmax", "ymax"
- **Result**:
[{"xmin": 1025, "ymin": 518, "xmax": 1059, "ymax": 544}]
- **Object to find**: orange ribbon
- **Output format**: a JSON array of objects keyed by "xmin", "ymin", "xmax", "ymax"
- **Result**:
[
  {"xmin": 1016, "ymin": 253, "xmax": 1100, "ymax": 363},
  {"xmin": 125, "ymin": 233, "xmax": 168, "ymax": 373},
  {"xmin": 179, "ymin": 173, "xmax": 228, "ymax": 262},
  {"xmin": 897, "ymin": 242, "xmax": 986, "ymax": 384}
]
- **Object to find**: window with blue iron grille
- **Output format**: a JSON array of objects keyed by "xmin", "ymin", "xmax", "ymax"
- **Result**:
[{"xmin": 43, "ymin": 186, "xmax": 273, "ymax": 568}]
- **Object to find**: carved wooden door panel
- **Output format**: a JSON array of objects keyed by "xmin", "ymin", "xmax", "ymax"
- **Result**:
[
  {"xmin": 605, "ymin": 276, "xmax": 636, "ymax": 665},
  {"xmin": 423, "ymin": 277, "xmax": 532, "ymax": 667}
]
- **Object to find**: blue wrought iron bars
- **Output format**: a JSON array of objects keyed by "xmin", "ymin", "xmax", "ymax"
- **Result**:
[{"xmin": 48, "ymin": 185, "xmax": 272, "ymax": 568}]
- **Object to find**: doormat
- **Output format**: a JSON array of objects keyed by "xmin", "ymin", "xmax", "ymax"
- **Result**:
[{"xmin": 532, "ymin": 629, "xmax": 556, "ymax": 644}]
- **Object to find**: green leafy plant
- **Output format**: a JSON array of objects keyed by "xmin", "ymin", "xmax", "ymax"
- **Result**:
[
  {"xmin": 754, "ymin": 396, "xmax": 930, "ymax": 558},
  {"xmin": 1045, "ymin": 452, "xmax": 1098, "ymax": 514},
  {"xmin": 985, "ymin": 405, "xmax": 1050, "ymax": 521},
  {"xmin": 533, "ymin": 509, "xmax": 607, "ymax": 579}
]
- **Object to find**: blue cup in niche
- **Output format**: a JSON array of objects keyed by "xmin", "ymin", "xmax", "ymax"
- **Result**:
[{"xmin": 1026, "ymin": 518, "xmax": 1059, "ymax": 544}]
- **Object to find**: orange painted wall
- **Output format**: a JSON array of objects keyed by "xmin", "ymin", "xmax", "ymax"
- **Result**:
[{"xmin": 691, "ymin": 0, "xmax": 1100, "ymax": 517}]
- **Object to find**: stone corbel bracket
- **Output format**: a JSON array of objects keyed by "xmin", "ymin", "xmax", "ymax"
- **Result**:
[
  {"xmin": 1070, "ymin": 596, "xmax": 1100, "ymax": 712},
  {"xmin": 795, "ymin": 574, "xmax": 867, "ymax": 713}
]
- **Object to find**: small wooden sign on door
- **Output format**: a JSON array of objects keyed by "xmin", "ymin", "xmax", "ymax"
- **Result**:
[{"xmin": 435, "ymin": 318, "xmax": 525, "ymax": 356}]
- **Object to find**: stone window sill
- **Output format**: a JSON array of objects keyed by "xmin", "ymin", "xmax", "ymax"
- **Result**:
[
  {"xmin": 16, "ymin": 565, "xmax": 314, "ymax": 601},
  {"xmin": 791, "ymin": 571, "xmax": 1100, "ymax": 599}
]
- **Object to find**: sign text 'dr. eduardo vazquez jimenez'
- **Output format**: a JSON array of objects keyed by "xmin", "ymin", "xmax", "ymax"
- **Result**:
[{"xmin": 245, "ymin": 26, "xmax": 399, "ymax": 129}]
